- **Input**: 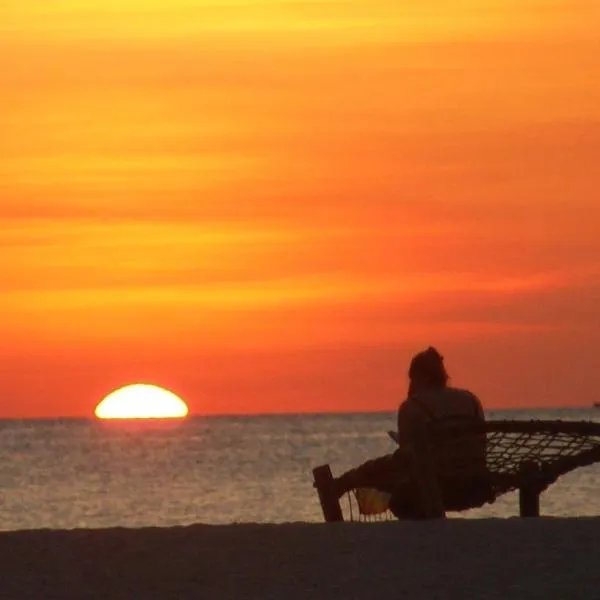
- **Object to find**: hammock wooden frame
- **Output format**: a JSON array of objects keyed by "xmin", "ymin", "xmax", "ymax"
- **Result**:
[{"xmin": 312, "ymin": 419, "xmax": 600, "ymax": 522}]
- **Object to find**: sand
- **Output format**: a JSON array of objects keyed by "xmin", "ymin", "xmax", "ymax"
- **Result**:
[{"xmin": 1, "ymin": 518, "xmax": 598, "ymax": 599}]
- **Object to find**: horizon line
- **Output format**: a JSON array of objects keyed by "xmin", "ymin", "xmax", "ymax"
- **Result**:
[{"xmin": 0, "ymin": 405, "xmax": 595, "ymax": 422}]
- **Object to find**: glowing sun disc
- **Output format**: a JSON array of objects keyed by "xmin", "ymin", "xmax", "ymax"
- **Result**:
[{"xmin": 95, "ymin": 384, "xmax": 189, "ymax": 420}]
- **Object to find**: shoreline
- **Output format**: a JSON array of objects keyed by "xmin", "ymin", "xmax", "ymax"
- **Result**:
[{"xmin": 2, "ymin": 518, "xmax": 599, "ymax": 599}]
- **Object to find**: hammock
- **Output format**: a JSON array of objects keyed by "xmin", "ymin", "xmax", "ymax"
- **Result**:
[{"xmin": 313, "ymin": 419, "xmax": 600, "ymax": 522}]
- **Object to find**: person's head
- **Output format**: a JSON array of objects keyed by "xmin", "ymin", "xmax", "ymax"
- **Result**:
[{"xmin": 408, "ymin": 346, "xmax": 449, "ymax": 396}]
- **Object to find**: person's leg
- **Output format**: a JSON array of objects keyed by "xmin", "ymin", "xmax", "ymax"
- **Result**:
[
  {"xmin": 387, "ymin": 482, "xmax": 423, "ymax": 519},
  {"xmin": 333, "ymin": 449, "xmax": 411, "ymax": 497}
]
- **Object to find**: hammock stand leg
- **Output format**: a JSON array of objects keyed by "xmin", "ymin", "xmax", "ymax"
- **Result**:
[
  {"xmin": 313, "ymin": 464, "xmax": 344, "ymax": 523},
  {"xmin": 519, "ymin": 461, "xmax": 541, "ymax": 517}
]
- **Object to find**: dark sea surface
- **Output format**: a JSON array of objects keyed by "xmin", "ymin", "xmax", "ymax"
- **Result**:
[{"xmin": 0, "ymin": 409, "xmax": 598, "ymax": 530}]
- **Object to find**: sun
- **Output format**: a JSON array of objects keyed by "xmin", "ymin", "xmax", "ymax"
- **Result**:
[{"xmin": 95, "ymin": 383, "xmax": 189, "ymax": 420}]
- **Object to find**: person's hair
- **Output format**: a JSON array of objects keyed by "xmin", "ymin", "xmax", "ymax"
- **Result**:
[{"xmin": 408, "ymin": 346, "xmax": 449, "ymax": 387}]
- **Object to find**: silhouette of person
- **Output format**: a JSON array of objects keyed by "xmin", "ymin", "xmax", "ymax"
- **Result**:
[{"xmin": 333, "ymin": 347, "xmax": 489, "ymax": 518}]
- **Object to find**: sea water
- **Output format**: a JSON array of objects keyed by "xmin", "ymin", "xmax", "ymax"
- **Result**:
[{"xmin": 0, "ymin": 409, "xmax": 598, "ymax": 531}]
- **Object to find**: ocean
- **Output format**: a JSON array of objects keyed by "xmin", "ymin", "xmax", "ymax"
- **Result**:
[{"xmin": 1, "ymin": 409, "xmax": 598, "ymax": 531}]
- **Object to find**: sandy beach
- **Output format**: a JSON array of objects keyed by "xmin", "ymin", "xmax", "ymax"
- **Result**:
[{"xmin": 1, "ymin": 518, "xmax": 598, "ymax": 599}]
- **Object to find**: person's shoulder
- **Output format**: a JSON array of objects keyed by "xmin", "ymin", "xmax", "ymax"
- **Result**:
[
  {"xmin": 446, "ymin": 387, "xmax": 485, "ymax": 414},
  {"xmin": 446, "ymin": 386, "xmax": 479, "ymax": 398},
  {"xmin": 442, "ymin": 386, "xmax": 483, "ymax": 407},
  {"xmin": 397, "ymin": 395, "xmax": 427, "ymax": 421},
  {"xmin": 398, "ymin": 395, "xmax": 418, "ymax": 411},
  {"xmin": 414, "ymin": 386, "xmax": 474, "ymax": 401}
]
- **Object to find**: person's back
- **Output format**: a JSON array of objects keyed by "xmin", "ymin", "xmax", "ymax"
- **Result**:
[
  {"xmin": 407, "ymin": 387, "xmax": 489, "ymax": 504},
  {"xmin": 396, "ymin": 349, "xmax": 490, "ymax": 513}
]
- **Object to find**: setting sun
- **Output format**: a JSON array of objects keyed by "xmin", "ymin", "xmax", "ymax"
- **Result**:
[{"xmin": 94, "ymin": 384, "xmax": 189, "ymax": 420}]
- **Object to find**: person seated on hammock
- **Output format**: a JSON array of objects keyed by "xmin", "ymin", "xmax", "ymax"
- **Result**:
[{"xmin": 333, "ymin": 347, "xmax": 491, "ymax": 518}]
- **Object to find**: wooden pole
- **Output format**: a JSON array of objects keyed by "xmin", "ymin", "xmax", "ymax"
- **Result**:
[
  {"xmin": 312, "ymin": 464, "xmax": 344, "ymax": 523},
  {"xmin": 519, "ymin": 461, "xmax": 541, "ymax": 517}
]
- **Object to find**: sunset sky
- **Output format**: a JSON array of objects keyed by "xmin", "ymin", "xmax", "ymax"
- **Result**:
[{"xmin": 1, "ymin": 1, "xmax": 599, "ymax": 418}]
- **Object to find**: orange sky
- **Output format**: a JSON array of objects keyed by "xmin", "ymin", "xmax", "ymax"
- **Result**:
[{"xmin": 1, "ymin": 0, "xmax": 599, "ymax": 417}]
